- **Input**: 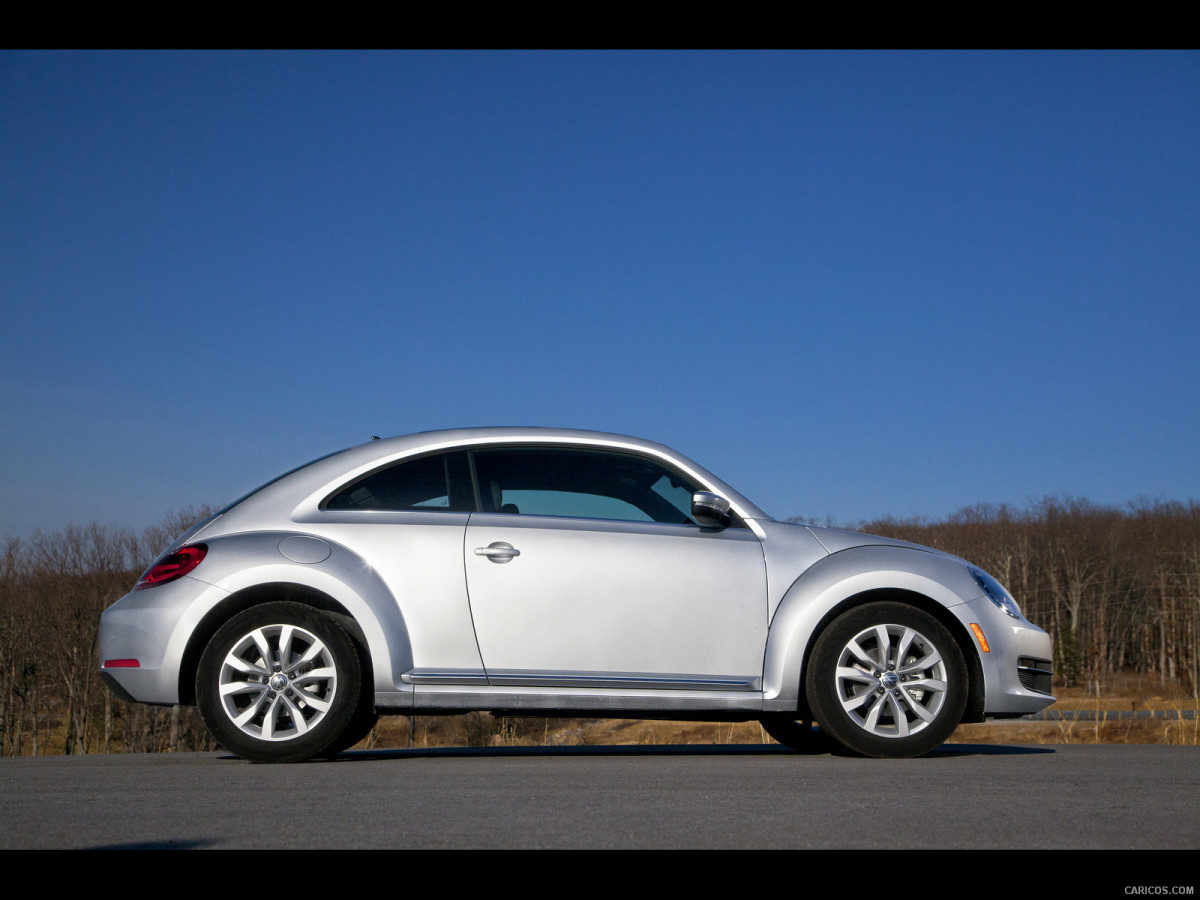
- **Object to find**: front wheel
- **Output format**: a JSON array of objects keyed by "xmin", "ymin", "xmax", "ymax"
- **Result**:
[
  {"xmin": 196, "ymin": 602, "xmax": 362, "ymax": 763},
  {"xmin": 319, "ymin": 696, "xmax": 379, "ymax": 757},
  {"xmin": 805, "ymin": 602, "xmax": 967, "ymax": 758}
]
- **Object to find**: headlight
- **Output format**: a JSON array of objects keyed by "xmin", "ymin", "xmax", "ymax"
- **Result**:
[{"xmin": 971, "ymin": 568, "xmax": 1022, "ymax": 619}]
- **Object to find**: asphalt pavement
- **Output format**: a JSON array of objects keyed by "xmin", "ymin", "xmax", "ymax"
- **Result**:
[{"xmin": 2, "ymin": 742, "xmax": 1197, "ymax": 853}]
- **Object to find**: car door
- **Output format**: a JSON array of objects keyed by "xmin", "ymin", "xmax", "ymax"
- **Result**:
[
  {"xmin": 317, "ymin": 450, "xmax": 485, "ymax": 678},
  {"xmin": 463, "ymin": 447, "xmax": 768, "ymax": 691}
]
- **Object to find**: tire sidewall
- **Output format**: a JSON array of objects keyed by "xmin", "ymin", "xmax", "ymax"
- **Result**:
[
  {"xmin": 806, "ymin": 601, "xmax": 967, "ymax": 758},
  {"xmin": 760, "ymin": 714, "xmax": 814, "ymax": 750},
  {"xmin": 196, "ymin": 602, "xmax": 361, "ymax": 763}
]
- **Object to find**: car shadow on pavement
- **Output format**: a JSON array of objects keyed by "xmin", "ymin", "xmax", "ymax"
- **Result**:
[
  {"xmin": 87, "ymin": 839, "xmax": 220, "ymax": 849},
  {"xmin": 277, "ymin": 740, "xmax": 1054, "ymax": 762}
]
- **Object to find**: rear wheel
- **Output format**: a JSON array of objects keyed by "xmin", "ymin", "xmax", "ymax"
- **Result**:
[
  {"xmin": 196, "ymin": 602, "xmax": 362, "ymax": 763},
  {"xmin": 805, "ymin": 602, "xmax": 967, "ymax": 758}
]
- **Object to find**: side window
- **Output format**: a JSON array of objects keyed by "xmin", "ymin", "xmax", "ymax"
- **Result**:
[
  {"xmin": 471, "ymin": 448, "xmax": 701, "ymax": 524},
  {"xmin": 324, "ymin": 451, "xmax": 475, "ymax": 512}
]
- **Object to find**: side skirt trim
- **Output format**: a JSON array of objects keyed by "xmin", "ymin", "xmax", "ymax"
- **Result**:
[{"xmin": 484, "ymin": 670, "xmax": 761, "ymax": 692}]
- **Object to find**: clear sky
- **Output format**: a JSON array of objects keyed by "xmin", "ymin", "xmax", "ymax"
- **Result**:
[{"xmin": 2, "ymin": 51, "xmax": 1197, "ymax": 538}]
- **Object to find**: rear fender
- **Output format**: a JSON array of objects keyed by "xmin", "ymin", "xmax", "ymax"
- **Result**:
[{"xmin": 176, "ymin": 532, "xmax": 412, "ymax": 697}]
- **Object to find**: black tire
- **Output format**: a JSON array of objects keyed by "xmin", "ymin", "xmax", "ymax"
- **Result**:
[
  {"xmin": 319, "ymin": 696, "xmax": 379, "ymax": 757},
  {"xmin": 196, "ymin": 602, "xmax": 362, "ymax": 763},
  {"xmin": 805, "ymin": 602, "xmax": 967, "ymax": 758},
  {"xmin": 759, "ymin": 714, "xmax": 830, "ymax": 753}
]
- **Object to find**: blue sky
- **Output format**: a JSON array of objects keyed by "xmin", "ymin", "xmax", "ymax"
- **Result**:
[{"xmin": 2, "ymin": 51, "xmax": 1197, "ymax": 538}]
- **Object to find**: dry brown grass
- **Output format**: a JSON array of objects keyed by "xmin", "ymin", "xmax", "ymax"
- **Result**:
[
  {"xmin": 353, "ymin": 673, "xmax": 1199, "ymax": 751},
  {"xmin": 361, "ymin": 714, "xmax": 777, "ymax": 750},
  {"xmin": 947, "ymin": 715, "xmax": 1187, "ymax": 746},
  {"xmin": 946, "ymin": 672, "xmax": 1198, "ymax": 746}
]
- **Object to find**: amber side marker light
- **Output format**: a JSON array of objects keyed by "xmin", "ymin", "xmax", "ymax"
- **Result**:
[
  {"xmin": 969, "ymin": 623, "xmax": 991, "ymax": 652},
  {"xmin": 103, "ymin": 659, "xmax": 140, "ymax": 668}
]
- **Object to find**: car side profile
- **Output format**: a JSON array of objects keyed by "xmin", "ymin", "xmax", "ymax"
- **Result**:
[{"xmin": 98, "ymin": 427, "xmax": 1055, "ymax": 761}]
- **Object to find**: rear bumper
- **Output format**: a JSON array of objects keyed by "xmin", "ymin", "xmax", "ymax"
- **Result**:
[{"xmin": 98, "ymin": 575, "xmax": 228, "ymax": 705}]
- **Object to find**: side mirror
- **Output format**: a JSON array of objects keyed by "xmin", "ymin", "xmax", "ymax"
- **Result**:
[{"xmin": 691, "ymin": 491, "xmax": 732, "ymax": 528}]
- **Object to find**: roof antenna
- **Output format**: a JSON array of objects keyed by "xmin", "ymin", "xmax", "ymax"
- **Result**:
[{"xmin": 370, "ymin": 435, "xmax": 381, "ymax": 440}]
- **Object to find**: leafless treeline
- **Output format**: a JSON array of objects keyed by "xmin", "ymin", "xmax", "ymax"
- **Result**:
[
  {"xmin": 847, "ymin": 497, "xmax": 1200, "ymax": 696},
  {"xmin": 2, "ymin": 497, "xmax": 1197, "ymax": 755},
  {"xmin": 0, "ymin": 508, "xmax": 218, "ymax": 756}
]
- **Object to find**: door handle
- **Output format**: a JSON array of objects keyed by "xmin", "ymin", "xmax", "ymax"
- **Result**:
[{"xmin": 474, "ymin": 541, "xmax": 520, "ymax": 563}]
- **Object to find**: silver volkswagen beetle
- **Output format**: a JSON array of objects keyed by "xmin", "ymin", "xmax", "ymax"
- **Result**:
[{"xmin": 98, "ymin": 427, "xmax": 1055, "ymax": 761}]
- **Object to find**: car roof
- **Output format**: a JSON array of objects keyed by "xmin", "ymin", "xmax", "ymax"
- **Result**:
[{"xmin": 201, "ymin": 427, "xmax": 771, "ymax": 536}]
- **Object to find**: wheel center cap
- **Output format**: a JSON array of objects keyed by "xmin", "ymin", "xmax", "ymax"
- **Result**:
[
  {"xmin": 269, "ymin": 673, "xmax": 289, "ymax": 691},
  {"xmin": 881, "ymin": 671, "xmax": 899, "ymax": 689}
]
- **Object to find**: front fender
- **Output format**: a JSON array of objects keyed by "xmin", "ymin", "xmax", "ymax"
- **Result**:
[{"xmin": 762, "ymin": 545, "xmax": 980, "ymax": 709}]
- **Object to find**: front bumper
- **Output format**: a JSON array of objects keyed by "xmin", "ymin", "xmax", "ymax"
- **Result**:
[{"xmin": 952, "ymin": 595, "xmax": 1056, "ymax": 716}]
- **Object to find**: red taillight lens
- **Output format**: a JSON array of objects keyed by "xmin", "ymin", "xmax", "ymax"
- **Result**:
[
  {"xmin": 103, "ymin": 659, "xmax": 140, "ymax": 668},
  {"xmin": 134, "ymin": 544, "xmax": 208, "ymax": 590}
]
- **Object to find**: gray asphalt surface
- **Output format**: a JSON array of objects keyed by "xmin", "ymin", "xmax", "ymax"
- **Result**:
[{"xmin": 1, "ymin": 743, "xmax": 1197, "ymax": 850}]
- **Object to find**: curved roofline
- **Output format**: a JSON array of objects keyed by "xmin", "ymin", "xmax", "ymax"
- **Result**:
[
  {"xmin": 372, "ymin": 425, "xmax": 672, "ymax": 447},
  {"xmin": 207, "ymin": 428, "xmax": 772, "ymax": 535}
]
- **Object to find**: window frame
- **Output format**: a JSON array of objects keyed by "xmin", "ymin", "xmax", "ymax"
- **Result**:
[
  {"xmin": 319, "ymin": 449, "xmax": 475, "ymax": 513},
  {"xmin": 466, "ymin": 444, "xmax": 746, "ymax": 528},
  {"xmin": 318, "ymin": 441, "xmax": 746, "ymax": 528}
]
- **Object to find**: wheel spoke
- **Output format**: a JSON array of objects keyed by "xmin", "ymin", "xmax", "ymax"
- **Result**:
[
  {"xmin": 845, "ymin": 638, "xmax": 877, "ymax": 670},
  {"xmin": 886, "ymin": 692, "xmax": 910, "ymax": 736},
  {"xmin": 224, "ymin": 654, "xmax": 269, "ymax": 677},
  {"xmin": 842, "ymin": 688, "xmax": 878, "ymax": 713},
  {"xmin": 233, "ymin": 691, "xmax": 270, "ymax": 727},
  {"xmin": 277, "ymin": 624, "xmax": 295, "ymax": 668},
  {"xmin": 873, "ymin": 625, "xmax": 892, "ymax": 667},
  {"xmin": 289, "ymin": 665, "xmax": 336, "ymax": 686},
  {"xmin": 294, "ymin": 692, "xmax": 331, "ymax": 713},
  {"xmin": 898, "ymin": 648, "xmax": 942, "ymax": 675},
  {"xmin": 836, "ymin": 666, "xmax": 876, "ymax": 684},
  {"xmin": 292, "ymin": 686, "xmax": 334, "ymax": 709},
  {"xmin": 907, "ymin": 677, "xmax": 947, "ymax": 693},
  {"xmin": 901, "ymin": 687, "xmax": 938, "ymax": 723},
  {"xmin": 220, "ymin": 680, "xmax": 266, "ymax": 697},
  {"xmin": 261, "ymin": 694, "xmax": 284, "ymax": 739},
  {"xmin": 894, "ymin": 627, "xmax": 917, "ymax": 665},
  {"xmin": 278, "ymin": 694, "xmax": 309, "ymax": 735},
  {"xmin": 863, "ymin": 692, "xmax": 886, "ymax": 731},
  {"xmin": 296, "ymin": 638, "xmax": 328, "ymax": 668},
  {"xmin": 250, "ymin": 628, "xmax": 274, "ymax": 669}
]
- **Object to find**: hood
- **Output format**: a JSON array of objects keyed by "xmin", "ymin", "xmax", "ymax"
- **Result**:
[{"xmin": 803, "ymin": 525, "xmax": 965, "ymax": 561}]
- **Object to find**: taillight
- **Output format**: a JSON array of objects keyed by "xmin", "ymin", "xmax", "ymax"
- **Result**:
[{"xmin": 134, "ymin": 544, "xmax": 208, "ymax": 590}]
